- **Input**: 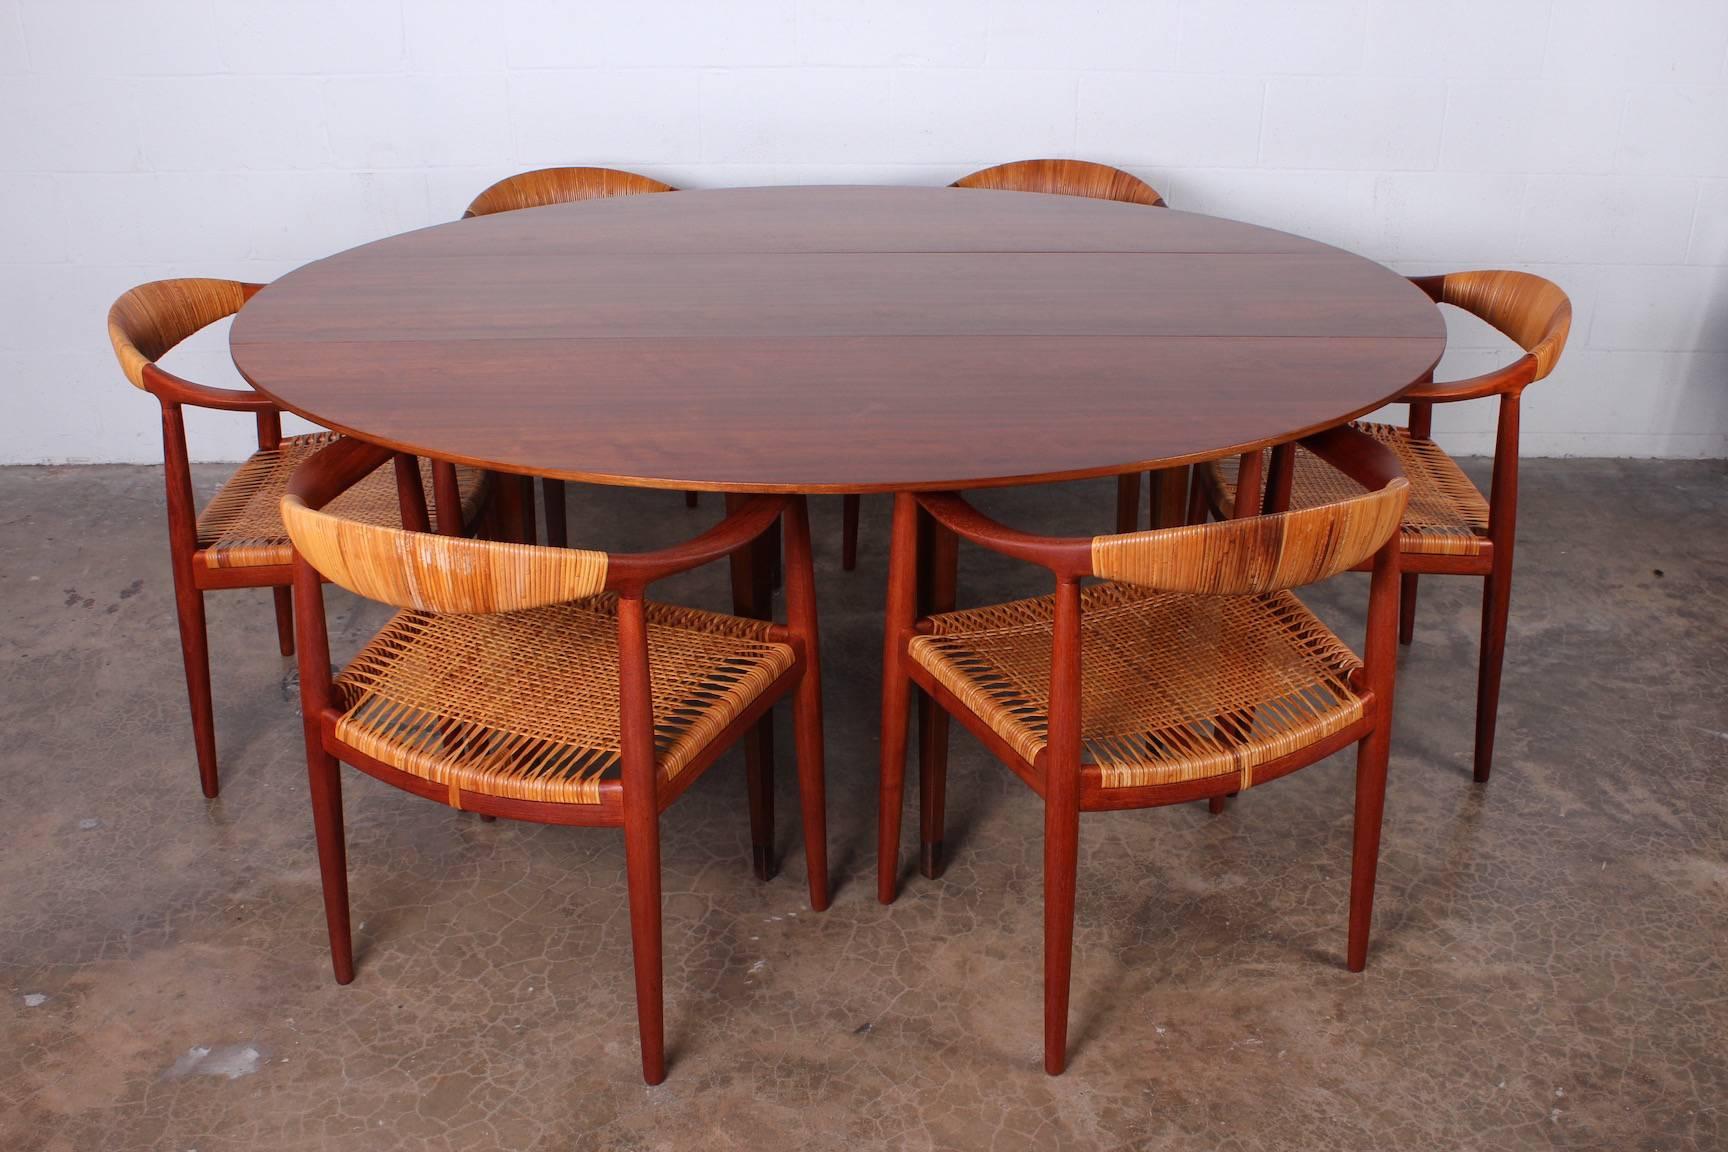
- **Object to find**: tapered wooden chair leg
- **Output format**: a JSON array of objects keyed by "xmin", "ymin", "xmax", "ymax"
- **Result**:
[
  {"xmin": 540, "ymin": 478, "xmax": 568, "ymax": 549},
  {"xmin": 878, "ymin": 495, "xmax": 919, "ymax": 904},
  {"xmin": 746, "ymin": 713, "xmax": 775, "ymax": 881},
  {"xmin": 877, "ymin": 674, "xmax": 911, "ymax": 905},
  {"xmin": 919, "ymin": 700, "xmax": 950, "ymax": 879},
  {"xmin": 517, "ymin": 475, "xmax": 538, "ymax": 545},
  {"xmin": 272, "ymin": 587, "xmax": 295, "ymax": 657},
  {"xmin": 1207, "ymin": 794, "xmax": 1228, "ymax": 815},
  {"xmin": 767, "ymin": 518, "xmax": 783, "ymax": 591},
  {"xmin": 841, "ymin": 494, "xmax": 860, "ymax": 571},
  {"xmin": 792, "ymin": 678, "xmax": 829, "ymax": 911},
  {"xmin": 1184, "ymin": 468, "xmax": 1209, "ymax": 525},
  {"xmin": 918, "ymin": 518, "xmax": 957, "ymax": 879},
  {"xmin": 1473, "ymin": 567, "xmax": 1513, "ymax": 783},
  {"xmin": 1114, "ymin": 473, "xmax": 1141, "ymax": 534},
  {"xmin": 1346, "ymin": 729, "xmax": 1391, "ymax": 973},
  {"xmin": 622, "ymin": 807, "xmax": 666, "ymax": 1085},
  {"xmin": 1042, "ymin": 790, "xmax": 1080, "ymax": 1075},
  {"xmin": 781, "ymin": 497, "xmax": 829, "ymax": 910},
  {"xmin": 1398, "ymin": 573, "xmax": 1419, "ymax": 646},
  {"xmin": 172, "ymin": 580, "xmax": 220, "ymax": 798},
  {"xmin": 306, "ymin": 749, "xmax": 354, "ymax": 984},
  {"xmin": 1149, "ymin": 465, "xmax": 1190, "ymax": 529}
]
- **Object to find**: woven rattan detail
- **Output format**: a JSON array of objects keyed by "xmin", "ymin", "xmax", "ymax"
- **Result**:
[
  {"xmin": 197, "ymin": 432, "xmax": 485, "ymax": 569},
  {"xmin": 283, "ymin": 494, "xmax": 605, "ymax": 613},
  {"xmin": 332, "ymin": 596, "xmax": 794, "ymax": 805},
  {"xmin": 1091, "ymin": 478, "xmax": 1406, "ymax": 594},
  {"xmin": 909, "ymin": 583, "xmax": 1365, "ymax": 792},
  {"xmin": 464, "ymin": 167, "xmax": 675, "ymax": 218},
  {"xmin": 1438, "ymin": 271, "xmax": 1571, "ymax": 379},
  {"xmin": 952, "ymin": 159, "xmax": 1166, "ymax": 207},
  {"xmin": 108, "ymin": 278, "xmax": 251, "ymax": 390},
  {"xmin": 1204, "ymin": 423, "xmax": 1491, "ymax": 557}
]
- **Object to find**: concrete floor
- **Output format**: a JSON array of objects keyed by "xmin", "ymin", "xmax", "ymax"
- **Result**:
[{"xmin": 0, "ymin": 459, "xmax": 1724, "ymax": 1151}]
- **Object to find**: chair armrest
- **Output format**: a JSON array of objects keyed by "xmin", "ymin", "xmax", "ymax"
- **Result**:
[
  {"xmin": 143, "ymin": 362, "xmax": 279, "ymax": 413},
  {"xmin": 915, "ymin": 492, "xmax": 1092, "ymax": 580},
  {"xmin": 1400, "ymin": 355, "xmax": 1537, "ymax": 404},
  {"xmin": 607, "ymin": 495, "xmax": 790, "ymax": 592}
]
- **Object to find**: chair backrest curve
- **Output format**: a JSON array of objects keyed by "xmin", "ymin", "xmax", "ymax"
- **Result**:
[
  {"xmin": 108, "ymin": 278, "xmax": 255, "ymax": 390},
  {"xmin": 282, "ymin": 494, "xmax": 609, "ymax": 614},
  {"xmin": 463, "ymin": 166, "xmax": 676, "ymax": 218},
  {"xmin": 1432, "ymin": 270, "xmax": 1571, "ymax": 381},
  {"xmin": 1090, "ymin": 479, "xmax": 1409, "ymax": 595},
  {"xmin": 951, "ymin": 158, "xmax": 1166, "ymax": 207}
]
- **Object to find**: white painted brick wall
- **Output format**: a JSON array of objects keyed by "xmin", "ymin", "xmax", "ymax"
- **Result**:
[{"xmin": 1, "ymin": 0, "xmax": 1724, "ymax": 463}]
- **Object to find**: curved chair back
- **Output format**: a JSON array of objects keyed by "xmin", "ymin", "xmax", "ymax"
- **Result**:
[
  {"xmin": 282, "ymin": 438, "xmax": 607, "ymax": 613},
  {"xmin": 463, "ymin": 166, "xmax": 675, "ymax": 218},
  {"xmin": 1091, "ymin": 482, "xmax": 1407, "ymax": 594},
  {"xmin": 1421, "ymin": 270, "xmax": 1571, "ymax": 380},
  {"xmin": 951, "ymin": 159, "xmax": 1165, "ymax": 207},
  {"xmin": 108, "ymin": 278, "xmax": 260, "ymax": 390},
  {"xmin": 1091, "ymin": 426, "xmax": 1407, "ymax": 594}
]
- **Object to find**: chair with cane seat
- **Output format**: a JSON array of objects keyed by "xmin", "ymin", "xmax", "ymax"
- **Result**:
[
  {"xmin": 282, "ymin": 434, "xmax": 828, "ymax": 1085},
  {"xmin": 878, "ymin": 423, "xmax": 1409, "ymax": 1074},
  {"xmin": 838, "ymin": 158, "xmax": 1168, "ymax": 572},
  {"xmin": 1197, "ymin": 270, "xmax": 1571, "ymax": 783},
  {"xmin": 107, "ymin": 278, "xmax": 486, "ymax": 798}
]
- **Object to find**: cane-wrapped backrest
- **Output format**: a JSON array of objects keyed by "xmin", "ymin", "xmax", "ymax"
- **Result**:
[
  {"xmin": 1091, "ymin": 478, "xmax": 1408, "ymax": 594},
  {"xmin": 108, "ymin": 278, "xmax": 256, "ymax": 390},
  {"xmin": 281, "ymin": 495, "xmax": 606, "ymax": 614},
  {"xmin": 952, "ymin": 159, "xmax": 1166, "ymax": 207},
  {"xmin": 463, "ymin": 166, "xmax": 675, "ymax": 218},
  {"xmin": 1430, "ymin": 270, "xmax": 1571, "ymax": 380}
]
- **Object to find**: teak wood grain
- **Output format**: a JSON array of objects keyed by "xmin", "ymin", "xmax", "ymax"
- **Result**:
[{"xmin": 231, "ymin": 187, "xmax": 1445, "ymax": 495}]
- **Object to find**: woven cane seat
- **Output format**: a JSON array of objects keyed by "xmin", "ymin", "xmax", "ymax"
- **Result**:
[
  {"xmin": 331, "ymin": 596, "xmax": 796, "ymax": 805},
  {"xmin": 908, "ymin": 582, "xmax": 1365, "ymax": 792},
  {"xmin": 196, "ymin": 432, "xmax": 487, "ymax": 569},
  {"xmin": 1202, "ymin": 422, "xmax": 1490, "ymax": 557}
]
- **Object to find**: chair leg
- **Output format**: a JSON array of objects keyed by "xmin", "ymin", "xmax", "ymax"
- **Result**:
[
  {"xmin": 877, "ymin": 680, "xmax": 912, "ymax": 905},
  {"xmin": 1043, "ymin": 783, "xmax": 1081, "ymax": 1076},
  {"xmin": 841, "ymin": 494, "xmax": 860, "ymax": 571},
  {"xmin": 684, "ymin": 490, "xmax": 699, "ymax": 509},
  {"xmin": 1346, "ymin": 728, "xmax": 1391, "ymax": 973},
  {"xmin": 746, "ymin": 713, "xmax": 775, "ymax": 882},
  {"xmin": 172, "ymin": 578, "xmax": 220, "ymax": 799},
  {"xmin": 1398, "ymin": 573, "xmax": 1418, "ymax": 646},
  {"xmin": 791, "ymin": 670, "xmax": 830, "ymax": 912},
  {"xmin": 918, "ymin": 695, "xmax": 949, "ymax": 879},
  {"xmin": 1184, "ymin": 469, "xmax": 1209, "ymax": 525},
  {"xmin": 768, "ymin": 518, "xmax": 782, "ymax": 591},
  {"xmin": 1473, "ymin": 567, "xmax": 1513, "ymax": 784},
  {"xmin": 1114, "ymin": 473, "xmax": 1141, "ymax": 534},
  {"xmin": 272, "ymin": 586, "xmax": 295, "ymax": 658},
  {"xmin": 306, "ymin": 749, "xmax": 354, "ymax": 984},
  {"xmin": 622, "ymin": 800, "xmax": 666, "ymax": 1085},
  {"xmin": 540, "ymin": 478, "xmax": 568, "ymax": 549}
]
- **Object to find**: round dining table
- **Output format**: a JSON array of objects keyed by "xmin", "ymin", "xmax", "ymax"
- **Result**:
[{"xmin": 230, "ymin": 185, "xmax": 1445, "ymax": 498}]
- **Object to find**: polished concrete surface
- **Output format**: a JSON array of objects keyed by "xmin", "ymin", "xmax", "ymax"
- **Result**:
[{"xmin": 1, "ymin": 459, "xmax": 1724, "ymax": 1151}]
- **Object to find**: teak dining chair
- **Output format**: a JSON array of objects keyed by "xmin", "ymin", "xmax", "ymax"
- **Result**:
[
  {"xmin": 462, "ymin": 166, "xmax": 698, "ymax": 544},
  {"xmin": 108, "ymin": 278, "xmax": 486, "ymax": 798},
  {"xmin": 838, "ymin": 159, "xmax": 1167, "ymax": 572},
  {"xmin": 1197, "ymin": 270, "xmax": 1571, "ymax": 783},
  {"xmin": 282, "ymin": 435, "xmax": 829, "ymax": 1085},
  {"xmin": 878, "ymin": 424, "xmax": 1409, "ymax": 1074}
]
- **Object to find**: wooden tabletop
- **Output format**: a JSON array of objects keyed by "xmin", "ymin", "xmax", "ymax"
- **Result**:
[{"xmin": 231, "ymin": 186, "xmax": 1446, "ymax": 494}]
